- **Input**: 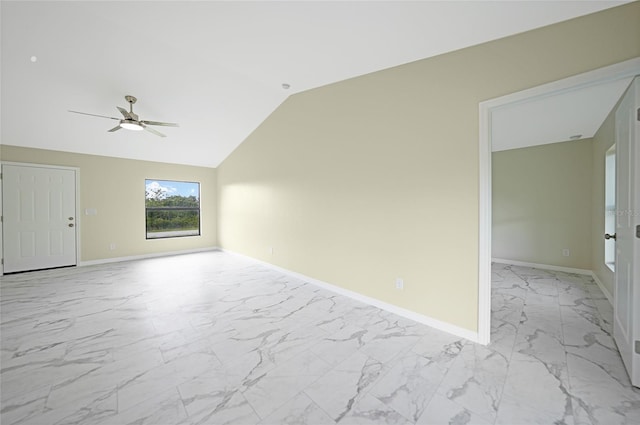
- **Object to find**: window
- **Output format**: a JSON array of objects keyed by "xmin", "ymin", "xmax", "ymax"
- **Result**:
[
  {"xmin": 145, "ymin": 179, "xmax": 200, "ymax": 239},
  {"xmin": 604, "ymin": 146, "xmax": 615, "ymax": 270}
]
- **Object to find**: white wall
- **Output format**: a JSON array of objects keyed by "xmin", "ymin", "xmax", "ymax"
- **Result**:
[
  {"xmin": 492, "ymin": 140, "xmax": 593, "ymax": 270},
  {"xmin": 218, "ymin": 3, "xmax": 640, "ymax": 333}
]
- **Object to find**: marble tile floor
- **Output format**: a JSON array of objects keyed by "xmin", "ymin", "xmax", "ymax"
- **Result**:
[{"xmin": 1, "ymin": 251, "xmax": 638, "ymax": 425}]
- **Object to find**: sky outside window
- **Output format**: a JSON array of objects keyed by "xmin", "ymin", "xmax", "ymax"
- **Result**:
[{"xmin": 145, "ymin": 180, "xmax": 199, "ymax": 200}]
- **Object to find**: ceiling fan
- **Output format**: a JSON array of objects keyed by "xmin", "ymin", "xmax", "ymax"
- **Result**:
[{"xmin": 69, "ymin": 95, "xmax": 179, "ymax": 137}]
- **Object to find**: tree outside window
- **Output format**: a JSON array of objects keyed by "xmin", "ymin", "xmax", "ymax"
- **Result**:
[{"xmin": 145, "ymin": 179, "xmax": 200, "ymax": 239}]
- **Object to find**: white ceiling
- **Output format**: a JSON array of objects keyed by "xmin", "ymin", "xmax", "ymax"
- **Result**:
[
  {"xmin": 1, "ymin": 1, "xmax": 633, "ymax": 168},
  {"xmin": 491, "ymin": 76, "xmax": 635, "ymax": 152}
]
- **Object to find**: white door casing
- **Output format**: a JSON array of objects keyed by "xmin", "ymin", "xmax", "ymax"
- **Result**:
[
  {"xmin": 2, "ymin": 164, "xmax": 77, "ymax": 273},
  {"xmin": 613, "ymin": 76, "xmax": 640, "ymax": 388}
]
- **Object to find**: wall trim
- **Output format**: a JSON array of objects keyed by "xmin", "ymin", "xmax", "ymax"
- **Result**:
[
  {"xmin": 477, "ymin": 100, "xmax": 492, "ymax": 346},
  {"xmin": 492, "ymin": 257, "xmax": 614, "ymax": 306},
  {"xmin": 589, "ymin": 272, "xmax": 614, "ymax": 305},
  {"xmin": 492, "ymin": 257, "xmax": 593, "ymax": 275},
  {"xmin": 79, "ymin": 246, "xmax": 219, "ymax": 267},
  {"xmin": 222, "ymin": 248, "xmax": 480, "ymax": 343}
]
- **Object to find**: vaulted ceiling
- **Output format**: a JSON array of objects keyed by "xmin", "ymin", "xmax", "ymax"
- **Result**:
[{"xmin": 1, "ymin": 1, "xmax": 632, "ymax": 167}]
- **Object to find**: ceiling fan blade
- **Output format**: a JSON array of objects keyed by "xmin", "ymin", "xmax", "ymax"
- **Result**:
[
  {"xmin": 141, "ymin": 120, "xmax": 179, "ymax": 127},
  {"xmin": 108, "ymin": 125, "xmax": 122, "ymax": 132},
  {"xmin": 117, "ymin": 106, "xmax": 132, "ymax": 120},
  {"xmin": 69, "ymin": 110, "xmax": 120, "ymax": 120},
  {"xmin": 141, "ymin": 123, "xmax": 166, "ymax": 137}
]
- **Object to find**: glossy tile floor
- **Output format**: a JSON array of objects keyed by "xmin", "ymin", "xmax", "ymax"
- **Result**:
[{"xmin": 1, "ymin": 251, "xmax": 638, "ymax": 425}]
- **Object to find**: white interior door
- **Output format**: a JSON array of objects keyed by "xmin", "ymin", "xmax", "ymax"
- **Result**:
[
  {"xmin": 614, "ymin": 76, "xmax": 640, "ymax": 388},
  {"xmin": 2, "ymin": 164, "xmax": 77, "ymax": 273}
]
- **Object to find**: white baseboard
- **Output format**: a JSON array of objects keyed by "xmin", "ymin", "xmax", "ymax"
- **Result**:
[
  {"xmin": 589, "ymin": 272, "xmax": 614, "ymax": 305},
  {"xmin": 79, "ymin": 246, "xmax": 220, "ymax": 267},
  {"xmin": 222, "ymin": 248, "xmax": 480, "ymax": 343},
  {"xmin": 492, "ymin": 257, "xmax": 613, "ymax": 307},
  {"xmin": 491, "ymin": 258, "xmax": 592, "ymax": 276}
]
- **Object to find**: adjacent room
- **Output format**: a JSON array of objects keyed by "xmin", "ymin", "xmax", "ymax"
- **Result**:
[{"xmin": 1, "ymin": 1, "xmax": 639, "ymax": 424}]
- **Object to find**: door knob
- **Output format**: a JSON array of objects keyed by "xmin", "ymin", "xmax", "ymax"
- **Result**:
[
  {"xmin": 68, "ymin": 223, "xmax": 75, "ymax": 228},
  {"xmin": 604, "ymin": 233, "xmax": 616, "ymax": 240}
]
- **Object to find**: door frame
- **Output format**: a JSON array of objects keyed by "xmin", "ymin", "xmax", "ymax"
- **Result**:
[
  {"xmin": 477, "ymin": 57, "xmax": 640, "ymax": 345},
  {"xmin": 0, "ymin": 161, "xmax": 81, "ymax": 275}
]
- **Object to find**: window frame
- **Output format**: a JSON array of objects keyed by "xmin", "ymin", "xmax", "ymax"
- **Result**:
[
  {"xmin": 145, "ymin": 179, "xmax": 201, "ymax": 240},
  {"xmin": 604, "ymin": 146, "xmax": 615, "ymax": 271}
]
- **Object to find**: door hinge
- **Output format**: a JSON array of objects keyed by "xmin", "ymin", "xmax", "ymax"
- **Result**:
[
  {"xmin": 637, "ymin": 225, "xmax": 640, "ymax": 238},
  {"xmin": 637, "ymin": 107, "xmax": 640, "ymax": 121},
  {"xmin": 636, "ymin": 340, "xmax": 640, "ymax": 354}
]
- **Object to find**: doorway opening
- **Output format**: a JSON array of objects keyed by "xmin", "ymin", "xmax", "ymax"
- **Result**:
[{"xmin": 477, "ymin": 57, "xmax": 640, "ymax": 345}]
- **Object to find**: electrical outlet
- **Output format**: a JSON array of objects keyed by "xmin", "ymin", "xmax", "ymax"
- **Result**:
[
  {"xmin": 268, "ymin": 246, "xmax": 273, "ymax": 255},
  {"xmin": 395, "ymin": 278, "xmax": 404, "ymax": 290},
  {"xmin": 109, "ymin": 243, "xmax": 116, "ymax": 251},
  {"xmin": 562, "ymin": 249, "xmax": 570, "ymax": 257}
]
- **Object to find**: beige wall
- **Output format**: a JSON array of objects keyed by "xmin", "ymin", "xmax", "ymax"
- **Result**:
[
  {"xmin": 218, "ymin": 3, "xmax": 640, "ymax": 333},
  {"xmin": 492, "ymin": 141, "xmax": 593, "ymax": 269},
  {"xmin": 1, "ymin": 145, "xmax": 217, "ymax": 262},
  {"xmin": 592, "ymin": 107, "xmax": 617, "ymax": 296}
]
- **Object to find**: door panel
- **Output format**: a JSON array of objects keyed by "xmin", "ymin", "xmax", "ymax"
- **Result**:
[
  {"xmin": 614, "ymin": 76, "xmax": 639, "ymax": 387},
  {"xmin": 2, "ymin": 164, "xmax": 77, "ymax": 273}
]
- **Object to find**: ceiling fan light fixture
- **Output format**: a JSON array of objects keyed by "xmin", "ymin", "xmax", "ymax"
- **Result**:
[
  {"xmin": 69, "ymin": 95, "xmax": 176, "ymax": 137},
  {"xmin": 120, "ymin": 120, "xmax": 143, "ymax": 131}
]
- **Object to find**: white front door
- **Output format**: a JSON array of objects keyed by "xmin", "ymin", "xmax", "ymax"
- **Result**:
[
  {"xmin": 614, "ymin": 76, "xmax": 640, "ymax": 388},
  {"xmin": 2, "ymin": 164, "xmax": 77, "ymax": 273}
]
